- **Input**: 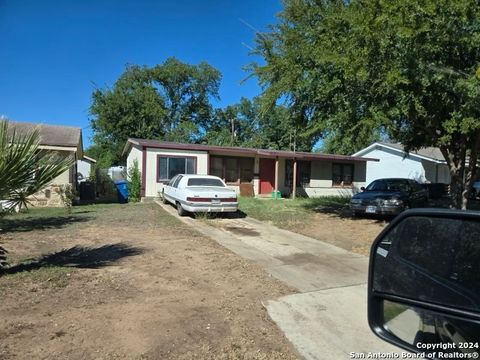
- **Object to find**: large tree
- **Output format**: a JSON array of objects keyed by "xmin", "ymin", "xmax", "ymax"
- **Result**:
[
  {"xmin": 89, "ymin": 58, "xmax": 221, "ymax": 166},
  {"xmin": 251, "ymin": 0, "xmax": 480, "ymax": 209}
]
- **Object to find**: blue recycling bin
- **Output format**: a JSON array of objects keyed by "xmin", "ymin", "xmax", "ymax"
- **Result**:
[{"xmin": 114, "ymin": 180, "xmax": 129, "ymax": 203}]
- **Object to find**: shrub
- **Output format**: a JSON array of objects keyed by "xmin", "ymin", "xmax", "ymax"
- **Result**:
[
  {"xmin": 57, "ymin": 184, "xmax": 76, "ymax": 214},
  {"xmin": 127, "ymin": 159, "xmax": 141, "ymax": 203}
]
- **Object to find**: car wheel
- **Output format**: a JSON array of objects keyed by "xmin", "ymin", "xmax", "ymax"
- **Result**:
[
  {"xmin": 162, "ymin": 190, "xmax": 168, "ymax": 204},
  {"xmin": 177, "ymin": 202, "xmax": 186, "ymax": 217}
]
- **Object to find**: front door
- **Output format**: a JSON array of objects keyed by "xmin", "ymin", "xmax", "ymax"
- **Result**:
[{"xmin": 259, "ymin": 158, "xmax": 276, "ymax": 194}]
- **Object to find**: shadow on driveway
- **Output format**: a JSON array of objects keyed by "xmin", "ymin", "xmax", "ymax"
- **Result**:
[{"xmin": 0, "ymin": 243, "xmax": 145, "ymax": 275}]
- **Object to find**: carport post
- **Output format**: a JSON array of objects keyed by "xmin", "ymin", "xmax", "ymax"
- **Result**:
[
  {"xmin": 274, "ymin": 157, "xmax": 279, "ymax": 199},
  {"xmin": 292, "ymin": 158, "xmax": 297, "ymax": 199}
]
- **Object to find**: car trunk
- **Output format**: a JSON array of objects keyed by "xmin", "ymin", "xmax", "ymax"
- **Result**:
[{"xmin": 185, "ymin": 187, "xmax": 237, "ymax": 203}]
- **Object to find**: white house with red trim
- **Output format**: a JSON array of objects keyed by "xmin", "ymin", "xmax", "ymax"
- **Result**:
[{"xmin": 123, "ymin": 139, "xmax": 379, "ymax": 199}]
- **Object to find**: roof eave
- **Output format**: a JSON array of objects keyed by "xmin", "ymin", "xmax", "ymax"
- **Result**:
[{"xmin": 354, "ymin": 142, "xmax": 445, "ymax": 163}]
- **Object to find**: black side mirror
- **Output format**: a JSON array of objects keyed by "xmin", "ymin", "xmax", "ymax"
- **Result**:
[
  {"xmin": 368, "ymin": 209, "xmax": 480, "ymax": 357},
  {"xmin": 361, "ymin": 186, "xmax": 366, "ymax": 191}
]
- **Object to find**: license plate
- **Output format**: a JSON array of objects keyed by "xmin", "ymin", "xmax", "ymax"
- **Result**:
[
  {"xmin": 211, "ymin": 199, "xmax": 221, "ymax": 204},
  {"xmin": 365, "ymin": 206, "xmax": 377, "ymax": 214}
]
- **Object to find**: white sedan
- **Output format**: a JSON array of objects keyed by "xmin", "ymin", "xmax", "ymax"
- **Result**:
[{"xmin": 161, "ymin": 174, "xmax": 238, "ymax": 216}]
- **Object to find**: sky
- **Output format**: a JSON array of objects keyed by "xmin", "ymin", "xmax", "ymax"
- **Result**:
[{"xmin": 0, "ymin": 0, "xmax": 282, "ymax": 147}]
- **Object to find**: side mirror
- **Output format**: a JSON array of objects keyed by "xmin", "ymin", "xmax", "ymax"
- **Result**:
[
  {"xmin": 361, "ymin": 186, "xmax": 366, "ymax": 191},
  {"xmin": 368, "ymin": 209, "xmax": 480, "ymax": 357}
]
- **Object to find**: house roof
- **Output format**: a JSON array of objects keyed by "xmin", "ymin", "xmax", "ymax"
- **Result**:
[
  {"xmin": 8, "ymin": 120, "xmax": 82, "ymax": 148},
  {"xmin": 123, "ymin": 138, "xmax": 379, "ymax": 162},
  {"xmin": 81, "ymin": 155, "xmax": 97, "ymax": 163},
  {"xmin": 353, "ymin": 142, "xmax": 446, "ymax": 163},
  {"xmin": 378, "ymin": 142, "xmax": 445, "ymax": 162}
]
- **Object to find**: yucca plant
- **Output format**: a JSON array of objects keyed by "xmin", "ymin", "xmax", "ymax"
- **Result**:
[{"xmin": 0, "ymin": 120, "xmax": 73, "ymax": 213}]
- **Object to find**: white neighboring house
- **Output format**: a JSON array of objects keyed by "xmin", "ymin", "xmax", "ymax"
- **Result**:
[
  {"xmin": 353, "ymin": 142, "xmax": 451, "ymax": 185},
  {"xmin": 77, "ymin": 155, "xmax": 96, "ymax": 182}
]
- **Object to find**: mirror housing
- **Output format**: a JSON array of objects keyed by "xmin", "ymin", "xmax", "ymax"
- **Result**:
[
  {"xmin": 368, "ymin": 209, "xmax": 480, "ymax": 356},
  {"xmin": 361, "ymin": 186, "xmax": 366, "ymax": 191}
]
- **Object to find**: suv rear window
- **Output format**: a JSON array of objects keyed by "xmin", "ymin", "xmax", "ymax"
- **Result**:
[{"xmin": 187, "ymin": 178, "xmax": 225, "ymax": 187}]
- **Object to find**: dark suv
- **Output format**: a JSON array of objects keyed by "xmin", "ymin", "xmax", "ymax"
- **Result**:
[{"xmin": 349, "ymin": 178, "xmax": 428, "ymax": 216}]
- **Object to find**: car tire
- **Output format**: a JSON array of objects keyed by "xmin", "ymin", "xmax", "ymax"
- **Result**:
[
  {"xmin": 162, "ymin": 190, "xmax": 168, "ymax": 204},
  {"xmin": 177, "ymin": 202, "xmax": 187, "ymax": 217}
]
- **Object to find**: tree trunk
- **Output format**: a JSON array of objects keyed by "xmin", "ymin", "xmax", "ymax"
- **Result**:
[
  {"xmin": 449, "ymin": 170, "xmax": 466, "ymax": 209},
  {"xmin": 462, "ymin": 132, "xmax": 480, "ymax": 210},
  {"xmin": 441, "ymin": 132, "xmax": 480, "ymax": 210},
  {"xmin": 440, "ymin": 143, "xmax": 467, "ymax": 209}
]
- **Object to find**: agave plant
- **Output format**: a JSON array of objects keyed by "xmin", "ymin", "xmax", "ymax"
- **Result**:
[{"xmin": 0, "ymin": 120, "xmax": 73, "ymax": 213}]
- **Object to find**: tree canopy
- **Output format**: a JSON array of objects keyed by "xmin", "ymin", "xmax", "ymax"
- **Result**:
[
  {"xmin": 87, "ymin": 57, "xmax": 306, "ymax": 167},
  {"xmin": 250, "ymin": 0, "xmax": 480, "ymax": 208},
  {"xmin": 88, "ymin": 58, "xmax": 221, "ymax": 167},
  {"xmin": 203, "ymin": 97, "xmax": 313, "ymax": 151}
]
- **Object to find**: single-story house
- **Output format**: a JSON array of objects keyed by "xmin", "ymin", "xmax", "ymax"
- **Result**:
[
  {"xmin": 123, "ymin": 138, "xmax": 378, "ymax": 199},
  {"xmin": 8, "ymin": 120, "xmax": 85, "ymax": 207},
  {"xmin": 352, "ymin": 142, "xmax": 451, "ymax": 185},
  {"xmin": 77, "ymin": 155, "xmax": 96, "ymax": 182}
]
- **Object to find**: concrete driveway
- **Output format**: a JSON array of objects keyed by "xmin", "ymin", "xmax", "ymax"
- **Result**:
[{"xmin": 156, "ymin": 201, "xmax": 400, "ymax": 359}]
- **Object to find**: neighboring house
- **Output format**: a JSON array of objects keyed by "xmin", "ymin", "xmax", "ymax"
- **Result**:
[
  {"xmin": 8, "ymin": 121, "xmax": 84, "ymax": 207},
  {"xmin": 123, "ymin": 139, "xmax": 378, "ymax": 199},
  {"xmin": 77, "ymin": 155, "xmax": 96, "ymax": 182},
  {"xmin": 353, "ymin": 142, "xmax": 451, "ymax": 185}
]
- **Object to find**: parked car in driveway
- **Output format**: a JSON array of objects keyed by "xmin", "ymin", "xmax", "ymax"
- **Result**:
[
  {"xmin": 349, "ymin": 178, "xmax": 428, "ymax": 217},
  {"xmin": 161, "ymin": 174, "xmax": 238, "ymax": 216}
]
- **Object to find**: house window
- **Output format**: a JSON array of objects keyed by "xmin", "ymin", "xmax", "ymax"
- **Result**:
[
  {"xmin": 209, "ymin": 156, "xmax": 254, "ymax": 184},
  {"xmin": 332, "ymin": 163, "xmax": 354, "ymax": 187},
  {"xmin": 157, "ymin": 156, "xmax": 196, "ymax": 182},
  {"xmin": 285, "ymin": 160, "xmax": 311, "ymax": 187}
]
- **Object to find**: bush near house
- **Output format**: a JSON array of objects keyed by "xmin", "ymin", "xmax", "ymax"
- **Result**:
[{"xmin": 127, "ymin": 159, "xmax": 141, "ymax": 203}]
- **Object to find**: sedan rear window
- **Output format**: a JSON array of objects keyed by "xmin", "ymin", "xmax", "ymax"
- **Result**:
[{"xmin": 187, "ymin": 178, "xmax": 225, "ymax": 187}]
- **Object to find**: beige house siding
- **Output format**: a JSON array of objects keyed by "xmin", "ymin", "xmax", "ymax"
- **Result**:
[
  {"xmin": 280, "ymin": 160, "xmax": 367, "ymax": 197},
  {"xmin": 144, "ymin": 147, "xmax": 209, "ymax": 197},
  {"xmin": 132, "ymin": 144, "xmax": 370, "ymax": 199},
  {"xmin": 30, "ymin": 150, "xmax": 77, "ymax": 207},
  {"xmin": 126, "ymin": 144, "xmax": 143, "ymax": 178}
]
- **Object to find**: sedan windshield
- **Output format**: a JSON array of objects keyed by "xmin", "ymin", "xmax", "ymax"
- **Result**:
[
  {"xmin": 187, "ymin": 178, "xmax": 225, "ymax": 187},
  {"xmin": 365, "ymin": 179, "xmax": 409, "ymax": 192}
]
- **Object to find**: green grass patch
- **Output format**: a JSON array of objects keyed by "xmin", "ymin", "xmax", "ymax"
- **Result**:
[
  {"xmin": 0, "ymin": 266, "xmax": 73, "ymax": 290},
  {"xmin": 0, "ymin": 203, "xmax": 161, "ymax": 233},
  {"xmin": 3, "ymin": 203, "xmax": 126, "ymax": 220},
  {"xmin": 238, "ymin": 195, "xmax": 351, "ymax": 226}
]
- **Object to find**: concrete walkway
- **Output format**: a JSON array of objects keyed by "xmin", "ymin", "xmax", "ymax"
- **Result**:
[{"xmin": 156, "ymin": 201, "xmax": 399, "ymax": 359}]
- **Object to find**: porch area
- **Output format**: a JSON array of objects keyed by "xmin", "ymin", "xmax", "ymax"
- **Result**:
[{"xmin": 207, "ymin": 152, "xmax": 368, "ymax": 199}]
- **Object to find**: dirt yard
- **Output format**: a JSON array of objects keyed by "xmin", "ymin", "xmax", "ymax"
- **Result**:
[
  {"xmin": 290, "ymin": 212, "xmax": 387, "ymax": 256},
  {"xmin": 0, "ymin": 203, "xmax": 297, "ymax": 360}
]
